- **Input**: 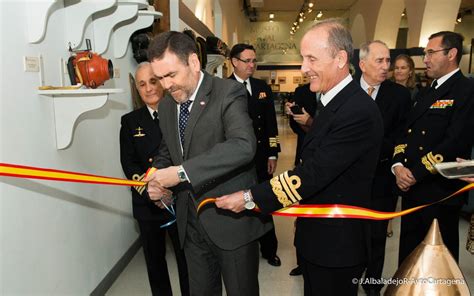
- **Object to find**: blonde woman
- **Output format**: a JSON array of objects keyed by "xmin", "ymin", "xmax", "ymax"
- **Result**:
[{"xmin": 393, "ymin": 54, "xmax": 419, "ymax": 101}]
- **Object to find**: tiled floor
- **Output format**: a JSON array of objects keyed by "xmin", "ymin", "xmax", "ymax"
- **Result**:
[{"xmin": 106, "ymin": 115, "xmax": 474, "ymax": 295}]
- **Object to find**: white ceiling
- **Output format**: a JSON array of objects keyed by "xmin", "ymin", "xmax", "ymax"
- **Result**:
[{"xmin": 246, "ymin": 0, "xmax": 473, "ymax": 22}]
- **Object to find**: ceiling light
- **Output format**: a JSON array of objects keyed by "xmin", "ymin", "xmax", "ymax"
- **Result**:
[
  {"xmin": 299, "ymin": 12, "xmax": 304, "ymax": 17},
  {"xmin": 269, "ymin": 13, "xmax": 275, "ymax": 19},
  {"xmin": 316, "ymin": 11, "xmax": 323, "ymax": 18},
  {"xmin": 299, "ymin": 17, "xmax": 303, "ymax": 22},
  {"xmin": 308, "ymin": 8, "xmax": 312, "ymax": 13},
  {"xmin": 308, "ymin": 2, "xmax": 314, "ymax": 8}
]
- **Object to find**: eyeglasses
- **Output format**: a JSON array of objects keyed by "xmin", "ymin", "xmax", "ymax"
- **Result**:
[
  {"xmin": 422, "ymin": 48, "xmax": 452, "ymax": 59},
  {"xmin": 235, "ymin": 57, "xmax": 258, "ymax": 64}
]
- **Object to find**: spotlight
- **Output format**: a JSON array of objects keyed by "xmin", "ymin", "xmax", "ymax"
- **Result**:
[{"xmin": 308, "ymin": 2, "xmax": 314, "ymax": 8}]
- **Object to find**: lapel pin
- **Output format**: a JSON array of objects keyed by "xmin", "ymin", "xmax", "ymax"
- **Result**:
[{"xmin": 200, "ymin": 101, "xmax": 205, "ymax": 106}]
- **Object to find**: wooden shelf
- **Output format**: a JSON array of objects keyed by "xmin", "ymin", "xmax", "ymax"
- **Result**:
[{"xmin": 38, "ymin": 88, "xmax": 123, "ymax": 149}]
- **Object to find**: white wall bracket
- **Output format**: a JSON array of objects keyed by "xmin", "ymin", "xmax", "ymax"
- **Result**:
[
  {"xmin": 38, "ymin": 88, "xmax": 123, "ymax": 149},
  {"xmin": 26, "ymin": 0, "xmax": 60, "ymax": 43},
  {"xmin": 92, "ymin": 0, "xmax": 149, "ymax": 55},
  {"xmin": 206, "ymin": 54, "xmax": 226, "ymax": 75},
  {"xmin": 113, "ymin": 6, "xmax": 162, "ymax": 58},
  {"xmin": 65, "ymin": 0, "xmax": 117, "ymax": 50}
]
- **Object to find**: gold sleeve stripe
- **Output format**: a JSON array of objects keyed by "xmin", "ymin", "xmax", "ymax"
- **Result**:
[
  {"xmin": 283, "ymin": 171, "xmax": 302, "ymax": 201},
  {"xmin": 280, "ymin": 173, "xmax": 298, "ymax": 203},
  {"xmin": 421, "ymin": 152, "xmax": 443, "ymax": 174},
  {"xmin": 132, "ymin": 173, "xmax": 146, "ymax": 195},
  {"xmin": 270, "ymin": 174, "xmax": 292, "ymax": 207},
  {"xmin": 393, "ymin": 144, "xmax": 407, "ymax": 157}
]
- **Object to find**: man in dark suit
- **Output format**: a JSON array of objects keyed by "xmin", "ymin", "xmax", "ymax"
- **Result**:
[
  {"xmin": 285, "ymin": 84, "xmax": 319, "ymax": 276},
  {"xmin": 119, "ymin": 62, "xmax": 189, "ymax": 296},
  {"xmin": 216, "ymin": 19, "xmax": 384, "ymax": 296},
  {"xmin": 287, "ymin": 84, "xmax": 318, "ymax": 166},
  {"xmin": 392, "ymin": 31, "xmax": 474, "ymax": 265},
  {"xmin": 228, "ymin": 43, "xmax": 282, "ymax": 267},
  {"xmin": 358, "ymin": 40, "xmax": 412, "ymax": 296},
  {"xmin": 144, "ymin": 31, "xmax": 272, "ymax": 296}
]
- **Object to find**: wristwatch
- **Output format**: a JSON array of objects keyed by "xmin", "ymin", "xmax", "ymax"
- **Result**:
[
  {"xmin": 177, "ymin": 165, "xmax": 187, "ymax": 182},
  {"xmin": 243, "ymin": 189, "xmax": 256, "ymax": 210}
]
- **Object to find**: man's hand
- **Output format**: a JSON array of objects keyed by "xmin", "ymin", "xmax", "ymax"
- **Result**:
[
  {"xmin": 292, "ymin": 108, "xmax": 312, "ymax": 127},
  {"xmin": 267, "ymin": 159, "xmax": 277, "ymax": 175},
  {"xmin": 285, "ymin": 101, "xmax": 295, "ymax": 115},
  {"xmin": 154, "ymin": 194, "xmax": 175, "ymax": 209},
  {"xmin": 144, "ymin": 169, "xmax": 174, "ymax": 201},
  {"xmin": 215, "ymin": 190, "xmax": 246, "ymax": 213},
  {"xmin": 457, "ymin": 158, "xmax": 474, "ymax": 183},
  {"xmin": 394, "ymin": 165, "xmax": 416, "ymax": 191},
  {"xmin": 145, "ymin": 166, "xmax": 181, "ymax": 188}
]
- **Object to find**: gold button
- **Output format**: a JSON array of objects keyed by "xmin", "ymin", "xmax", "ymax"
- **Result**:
[
  {"xmin": 148, "ymin": 158, "xmax": 153, "ymax": 163},
  {"xmin": 421, "ymin": 130, "xmax": 426, "ymax": 135},
  {"xmin": 419, "ymin": 147, "xmax": 423, "ymax": 151},
  {"xmin": 408, "ymin": 129, "xmax": 412, "ymax": 133}
]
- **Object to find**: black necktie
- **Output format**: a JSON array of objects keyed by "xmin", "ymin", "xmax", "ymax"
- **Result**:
[
  {"xmin": 315, "ymin": 93, "xmax": 324, "ymax": 117},
  {"xmin": 243, "ymin": 81, "xmax": 251, "ymax": 98},
  {"xmin": 179, "ymin": 100, "xmax": 192, "ymax": 147},
  {"xmin": 431, "ymin": 79, "xmax": 438, "ymax": 89},
  {"xmin": 152, "ymin": 111, "xmax": 159, "ymax": 126}
]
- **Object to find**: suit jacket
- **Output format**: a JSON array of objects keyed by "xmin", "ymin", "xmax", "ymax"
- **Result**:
[
  {"xmin": 251, "ymin": 80, "xmax": 384, "ymax": 267},
  {"xmin": 228, "ymin": 74, "xmax": 281, "ymax": 162},
  {"xmin": 393, "ymin": 70, "xmax": 474, "ymax": 205},
  {"xmin": 154, "ymin": 72, "xmax": 271, "ymax": 250},
  {"xmin": 120, "ymin": 106, "xmax": 173, "ymax": 222},
  {"xmin": 367, "ymin": 80, "xmax": 412, "ymax": 202},
  {"xmin": 289, "ymin": 84, "xmax": 318, "ymax": 165}
]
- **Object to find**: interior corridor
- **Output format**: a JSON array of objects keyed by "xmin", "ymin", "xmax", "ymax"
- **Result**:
[{"xmin": 106, "ymin": 114, "xmax": 474, "ymax": 295}]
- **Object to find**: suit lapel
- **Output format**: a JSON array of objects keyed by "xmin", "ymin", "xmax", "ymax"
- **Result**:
[
  {"xmin": 137, "ymin": 107, "xmax": 160, "ymax": 147},
  {"xmin": 374, "ymin": 81, "xmax": 390, "ymax": 111},
  {"xmin": 406, "ymin": 71, "xmax": 462, "ymax": 127},
  {"xmin": 183, "ymin": 72, "xmax": 212, "ymax": 159},
  {"xmin": 301, "ymin": 81, "xmax": 357, "ymax": 149}
]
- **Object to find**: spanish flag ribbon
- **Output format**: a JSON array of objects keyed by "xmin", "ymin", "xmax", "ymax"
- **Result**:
[
  {"xmin": 198, "ymin": 183, "xmax": 474, "ymax": 220},
  {"xmin": 1, "ymin": 162, "xmax": 472, "ymax": 220},
  {"xmin": 0, "ymin": 163, "xmax": 146, "ymax": 187}
]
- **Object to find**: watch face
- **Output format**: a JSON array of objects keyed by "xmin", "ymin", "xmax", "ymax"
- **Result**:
[{"xmin": 245, "ymin": 201, "xmax": 256, "ymax": 210}]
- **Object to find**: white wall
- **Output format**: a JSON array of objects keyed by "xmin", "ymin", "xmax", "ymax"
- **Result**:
[{"xmin": 1, "ymin": 1, "xmax": 139, "ymax": 294}]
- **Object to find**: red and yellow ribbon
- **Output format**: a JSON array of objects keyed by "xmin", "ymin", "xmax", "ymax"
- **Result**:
[
  {"xmin": 0, "ymin": 163, "xmax": 146, "ymax": 187},
  {"xmin": 1, "ymin": 162, "xmax": 472, "ymax": 220},
  {"xmin": 198, "ymin": 183, "xmax": 474, "ymax": 220}
]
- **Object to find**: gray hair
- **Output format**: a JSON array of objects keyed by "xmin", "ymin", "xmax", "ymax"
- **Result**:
[
  {"xmin": 307, "ymin": 18, "xmax": 354, "ymax": 60},
  {"xmin": 135, "ymin": 61, "xmax": 151, "ymax": 75},
  {"xmin": 359, "ymin": 40, "xmax": 388, "ymax": 60}
]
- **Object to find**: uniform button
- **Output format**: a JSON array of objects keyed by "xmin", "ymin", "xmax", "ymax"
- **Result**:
[
  {"xmin": 404, "ymin": 158, "xmax": 407, "ymax": 163},
  {"xmin": 408, "ymin": 129, "xmax": 412, "ymax": 133},
  {"xmin": 421, "ymin": 130, "xmax": 426, "ymax": 135},
  {"xmin": 148, "ymin": 158, "xmax": 153, "ymax": 163},
  {"xmin": 258, "ymin": 127, "xmax": 262, "ymax": 131},
  {"xmin": 419, "ymin": 147, "xmax": 423, "ymax": 151},
  {"xmin": 258, "ymin": 140, "xmax": 262, "ymax": 144},
  {"xmin": 258, "ymin": 115, "xmax": 261, "ymax": 119}
]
